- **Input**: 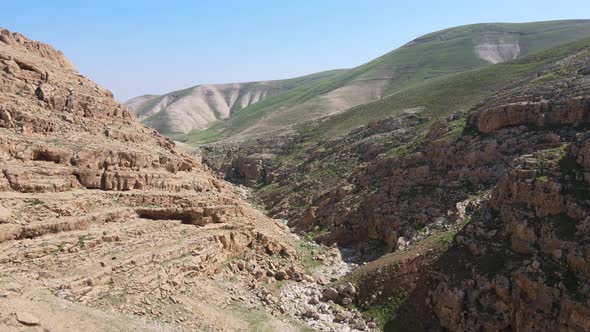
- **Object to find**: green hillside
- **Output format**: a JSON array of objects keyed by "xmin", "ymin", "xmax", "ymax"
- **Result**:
[
  {"xmin": 302, "ymin": 34, "xmax": 590, "ymax": 140},
  {"xmin": 187, "ymin": 19, "xmax": 590, "ymax": 144}
]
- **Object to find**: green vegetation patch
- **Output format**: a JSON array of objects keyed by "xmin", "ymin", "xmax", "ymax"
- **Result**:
[
  {"xmin": 228, "ymin": 304, "xmax": 313, "ymax": 332},
  {"xmin": 343, "ymin": 230, "xmax": 457, "ymax": 287},
  {"xmin": 29, "ymin": 198, "xmax": 44, "ymax": 206},
  {"xmin": 294, "ymin": 240, "xmax": 326, "ymax": 274},
  {"xmin": 185, "ymin": 130, "xmax": 225, "ymax": 144},
  {"xmin": 362, "ymin": 293, "xmax": 407, "ymax": 330}
]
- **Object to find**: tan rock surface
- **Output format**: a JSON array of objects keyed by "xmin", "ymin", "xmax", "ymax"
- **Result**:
[{"xmin": 0, "ymin": 28, "xmax": 301, "ymax": 331}]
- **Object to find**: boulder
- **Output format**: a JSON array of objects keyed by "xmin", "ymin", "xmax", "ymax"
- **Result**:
[
  {"xmin": 338, "ymin": 282, "xmax": 356, "ymax": 298},
  {"xmin": 322, "ymin": 287, "xmax": 340, "ymax": 301},
  {"xmin": 274, "ymin": 270, "xmax": 288, "ymax": 281},
  {"xmin": 334, "ymin": 311, "xmax": 351, "ymax": 322}
]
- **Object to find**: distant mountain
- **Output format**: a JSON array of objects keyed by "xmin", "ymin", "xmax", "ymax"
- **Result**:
[
  {"xmin": 124, "ymin": 70, "xmax": 347, "ymax": 135},
  {"xmin": 128, "ymin": 19, "xmax": 590, "ymax": 142}
]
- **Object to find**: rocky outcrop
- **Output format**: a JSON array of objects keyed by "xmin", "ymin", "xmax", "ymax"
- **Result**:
[
  {"xmin": 0, "ymin": 28, "xmax": 301, "ymax": 331},
  {"xmin": 429, "ymin": 133, "xmax": 590, "ymax": 331},
  {"xmin": 221, "ymin": 153, "xmax": 277, "ymax": 186},
  {"xmin": 0, "ymin": 27, "xmax": 226, "ymax": 198},
  {"xmin": 471, "ymin": 97, "xmax": 590, "ymax": 133},
  {"xmin": 202, "ymin": 135, "xmax": 300, "ymax": 187},
  {"xmin": 203, "ymin": 111, "xmax": 429, "ymax": 223}
]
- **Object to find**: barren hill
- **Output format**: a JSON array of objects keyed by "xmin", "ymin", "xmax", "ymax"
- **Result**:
[
  {"xmin": 125, "ymin": 70, "xmax": 346, "ymax": 135},
  {"xmin": 0, "ymin": 28, "xmax": 307, "ymax": 331}
]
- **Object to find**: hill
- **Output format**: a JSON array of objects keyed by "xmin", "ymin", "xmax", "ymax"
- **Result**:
[
  {"xmin": 0, "ymin": 28, "xmax": 318, "ymax": 331},
  {"xmin": 188, "ymin": 19, "xmax": 590, "ymax": 143},
  {"xmin": 125, "ymin": 69, "xmax": 347, "ymax": 135}
]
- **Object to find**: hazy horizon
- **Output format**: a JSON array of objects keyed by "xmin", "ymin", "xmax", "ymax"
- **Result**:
[{"xmin": 2, "ymin": 0, "xmax": 589, "ymax": 101}]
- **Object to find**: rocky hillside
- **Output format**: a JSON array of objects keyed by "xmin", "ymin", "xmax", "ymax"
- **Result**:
[
  {"xmin": 125, "ymin": 70, "xmax": 346, "ymax": 135},
  {"xmin": 0, "ymin": 28, "xmax": 331, "ymax": 331},
  {"xmin": 188, "ymin": 19, "xmax": 590, "ymax": 143},
  {"xmin": 200, "ymin": 34, "xmax": 590, "ymax": 330}
]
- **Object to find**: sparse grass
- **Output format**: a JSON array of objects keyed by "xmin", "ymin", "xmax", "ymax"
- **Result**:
[
  {"xmin": 336, "ymin": 230, "xmax": 459, "ymax": 330},
  {"xmin": 77, "ymin": 234, "xmax": 92, "ymax": 248},
  {"xmin": 137, "ymin": 69, "xmax": 348, "ymax": 142},
  {"xmin": 56, "ymin": 241, "xmax": 67, "ymax": 253},
  {"xmin": 306, "ymin": 60, "xmax": 552, "ymax": 140},
  {"xmin": 294, "ymin": 240, "xmax": 325, "ymax": 274},
  {"xmin": 29, "ymin": 198, "xmax": 44, "ymax": 206},
  {"xmin": 444, "ymin": 116, "xmax": 467, "ymax": 140},
  {"xmin": 362, "ymin": 295, "xmax": 407, "ymax": 330},
  {"xmin": 343, "ymin": 230, "xmax": 457, "ymax": 286},
  {"xmin": 228, "ymin": 303, "xmax": 314, "ymax": 332},
  {"xmin": 47, "ymin": 138, "xmax": 61, "ymax": 145},
  {"xmin": 185, "ymin": 130, "xmax": 225, "ymax": 144}
]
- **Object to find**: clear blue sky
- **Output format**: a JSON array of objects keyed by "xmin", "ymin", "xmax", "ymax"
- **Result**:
[{"xmin": 2, "ymin": 0, "xmax": 589, "ymax": 101}]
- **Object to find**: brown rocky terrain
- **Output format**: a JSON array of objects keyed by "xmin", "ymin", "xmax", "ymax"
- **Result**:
[
  {"xmin": 427, "ymin": 132, "xmax": 590, "ymax": 331},
  {"xmin": 0, "ymin": 28, "xmax": 337, "ymax": 331}
]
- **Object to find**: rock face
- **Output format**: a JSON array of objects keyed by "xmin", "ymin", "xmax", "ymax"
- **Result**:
[
  {"xmin": 222, "ymin": 153, "xmax": 277, "ymax": 186},
  {"xmin": 431, "ymin": 133, "xmax": 590, "ymax": 331},
  {"xmin": 474, "ymin": 34, "xmax": 520, "ymax": 64},
  {"xmin": 203, "ymin": 111, "xmax": 428, "ymax": 222},
  {"xmin": 0, "ymin": 28, "xmax": 299, "ymax": 331},
  {"xmin": 336, "ymin": 41, "xmax": 590, "ymax": 330}
]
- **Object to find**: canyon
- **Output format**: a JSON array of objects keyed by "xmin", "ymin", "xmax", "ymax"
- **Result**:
[{"xmin": 2, "ymin": 18, "xmax": 590, "ymax": 332}]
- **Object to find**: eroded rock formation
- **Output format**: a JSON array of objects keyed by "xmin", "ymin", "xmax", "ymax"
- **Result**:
[{"xmin": 0, "ymin": 28, "xmax": 300, "ymax": 331}]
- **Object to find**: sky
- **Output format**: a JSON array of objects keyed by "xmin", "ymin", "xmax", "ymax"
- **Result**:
[{"xmin": 1, "ymin": 0, "xmax": 589, "ymax": 101}]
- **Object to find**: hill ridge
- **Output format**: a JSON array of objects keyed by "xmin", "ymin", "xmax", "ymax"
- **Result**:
[{"xmin": 173, "ymin": 19, "xmax": 590, "ymax": 143}]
